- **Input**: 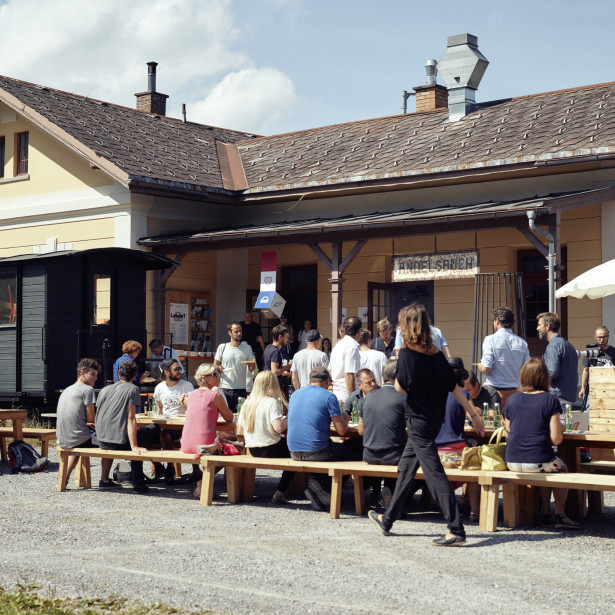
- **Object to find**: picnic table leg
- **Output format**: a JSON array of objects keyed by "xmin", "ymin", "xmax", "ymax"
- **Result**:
[
  {"xmin": 40, "ymin": 438, "xmax": 49, "ymax": 458},
  {"xmin": 353, "ymin": 475, "xmax": 366, "ymax": 516},
  {"xmin": 75, "ymin": 457, "xmax": 91, "ymax": 489},
  {"xmin": 199, "ymin": 459, "xmax": 217, "ymax": 506},
  {"xmin": 479, "ymin": 481, "xmax": 500, "ymax": 532},
  {"xmin": 559, "ymin": 442, "xmax": 586, "ymax": 520},
  {"xmin": 12, "ymin": 418, "xmax": 23, "ymax": 441},
  {"xmin": 239, "ymin": 468, "xmax": 256, "ymax": 502},
  {"xmin": 57, "ymin": 448, "xmax": 70, "ymax": 492},
  {"xmin": 226, "ymin": 466, "xmax": 242, "ymax": 503},
  {"xmin": 329, "ymin": 470, "xmax": 343, "ymax": 519},
  {"xmin": 502, "ymin": 483, "xmax": 519, "ymax": 528},
  {"xmin": 587, "ymin": 490, "xmax": 604, "ymax": 514},
  {"xmin": 0, "ymin": 436, "xmax": 6, "ymax": 463}
]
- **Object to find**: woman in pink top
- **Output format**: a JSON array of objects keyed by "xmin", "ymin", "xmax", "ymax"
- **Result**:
[{"xmin": 181, "ymin": 363, "xmax": 233, "ymax": 454}]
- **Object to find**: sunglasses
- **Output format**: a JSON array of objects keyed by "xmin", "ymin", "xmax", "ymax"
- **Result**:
[{"xmin": 207, "ymin": 372, "xmax": 221, "ymax": 378}]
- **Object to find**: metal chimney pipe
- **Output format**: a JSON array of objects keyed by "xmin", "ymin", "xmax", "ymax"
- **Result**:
[
  {"xmin": 147, "ymin": 61, "xmax": 158, "ymax": 93},
  {"xmin": 425, "ymin": 59, "xmax": 437, "ymax": 86}
]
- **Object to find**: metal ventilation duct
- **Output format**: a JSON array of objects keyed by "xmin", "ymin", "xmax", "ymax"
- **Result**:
[{"xmin": 437, "ymin": 33, "xmax": 489, "ymax": 121}]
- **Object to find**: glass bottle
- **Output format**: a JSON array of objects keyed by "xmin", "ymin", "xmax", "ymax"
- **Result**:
[
  {"xmin": 565, "ymin": 404, "xmax": 573, "ymax": 432},
  {"xmin": 352, "ymin": 399, "xmax": 359, "ymax": 424},
  {"xmin": 494, "ymin": 403, "xmax": 501, "ymax": 428}
]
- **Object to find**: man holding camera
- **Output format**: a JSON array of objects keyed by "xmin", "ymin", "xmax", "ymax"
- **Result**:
[
  {"xmin": 536, "ymin": 312, "xmax": 578, "ymax": 405},
  {"xmin": 580, "ymin": 325, "xmax": 615, "ymax": 401}
]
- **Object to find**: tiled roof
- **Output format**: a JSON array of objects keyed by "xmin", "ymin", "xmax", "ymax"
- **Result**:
[
  {"xmin": 236, "ymin": 82, "xmax": 615, "ymax": 194},
  {"xmin": 0, "ymin": 75, "xmax": 255, "ymax": 193}
]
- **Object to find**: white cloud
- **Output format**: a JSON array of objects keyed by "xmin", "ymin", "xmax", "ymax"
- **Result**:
[
  {"xmin": 187, "ymin": 67, "xmax": 298, "ymax": 134},
  {"xmin": 0, "ymin": 0, "xmax": 299, "ymax": 133}
]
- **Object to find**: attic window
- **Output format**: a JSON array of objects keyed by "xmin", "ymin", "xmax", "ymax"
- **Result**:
[{"xmin": 16, "ymin": 132, "xmax": 28, "ymax": 175}]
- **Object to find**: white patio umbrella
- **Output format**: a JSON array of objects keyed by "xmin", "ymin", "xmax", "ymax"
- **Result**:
[{"xmin": 555, "ymin": 259, "xmax": 615, "ymax": 299}]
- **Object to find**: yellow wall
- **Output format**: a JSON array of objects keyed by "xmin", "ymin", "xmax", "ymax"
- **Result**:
[
  {"xmin": 0, "ymin": 110, "xmax": 112, "ymax": 197},
  {"xmin": 0, "ymin": 218, "xmax": 115, "ymax": 257}
]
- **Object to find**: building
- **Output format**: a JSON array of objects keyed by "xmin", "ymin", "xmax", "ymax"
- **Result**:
[{"xmin": 1, "ymin": 35, "xmax": 614, "ymax": 376}]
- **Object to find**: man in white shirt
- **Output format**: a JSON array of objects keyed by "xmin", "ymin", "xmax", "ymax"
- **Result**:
[
  {"xmin": 291, "ymin": 329, "xmax": 329, "ymax": 390},
  {"xmin": 358, "ymin": 329, "xmax": 388, "ymax": 386},
  {"xmin": 153, "ymin": 357, "xmax": 194, "ymax": 482},
  {"xmin": 214, "ymin": 321, "xmax": 256, "ymax": 412},
  {"xmin": 328, "ymin": 316, "xmax": 362, "ymax": 403}
]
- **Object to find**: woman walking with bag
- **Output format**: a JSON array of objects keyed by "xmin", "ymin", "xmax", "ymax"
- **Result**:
[{"xmin": 368, "ymin": 304, "xmax": 484, "ymax": 545}]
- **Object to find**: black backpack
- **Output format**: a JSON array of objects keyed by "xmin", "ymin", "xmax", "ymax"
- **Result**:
[{"xmin": 8, "ymin": 440, "xmax": 49, "ymax": 474}]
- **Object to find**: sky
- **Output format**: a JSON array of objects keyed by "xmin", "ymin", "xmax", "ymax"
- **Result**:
[{"xmin": 1, "ymin": 0, "xmax": 614, "ymax": 136}]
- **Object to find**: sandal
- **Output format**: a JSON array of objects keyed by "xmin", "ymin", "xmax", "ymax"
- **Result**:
[{"xmin": 554, "ymin": 514, "xmax": 580, "ymax": 529}]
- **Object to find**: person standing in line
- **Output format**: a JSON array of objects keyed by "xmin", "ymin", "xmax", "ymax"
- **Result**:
[
  {"xmin": 536, "ymin": 312, "xmax": 579, "ymax": 405},
  {"xmin": 368, "ymin": 304, "xmax": 484, "ymax": 546},
  {"xmin": 328, "ymin": 316, "xmax": 362, "ymax": 404},
  {"xmin": 296, "ymin": 319, "xmax": 313, "ymax": 351},
  {"xmin": 291, "ymin": 329, "xmax": 328, "ymax": 390},
  {"xmin": 95, "ymin": 360, "xmax": 151, "ymax": 493},
  {"xmin": 580, "ymin": 325, "xmax": 615, "ymax": 402},
  {"xmin": 371, "ymin": 318, "xmax": 396, "ymax": 359},
  {"xmin": 214, "ymin": 321, "xmax": 256, "ymax": 413},
  {"xmin": 148, "ymin": 338, "xmax": 183, "ymax": 375},
  {"xmin": 56, "ymin": 358, "xmax": 102, "ymax": 485},
  {"xmin": 394, "ymin": 321, "xmax": 452, "ymax": 358},
  {"xmin": 240, "ymin": 311, "xmax": 265, "ymax": 369},
  {"xmin": 359, "ymin": 329, "xmax": 388, "ymax": 387},
  {"xmin": 477, "ymin": 306, "xmax": 530, "ymax": 408}
]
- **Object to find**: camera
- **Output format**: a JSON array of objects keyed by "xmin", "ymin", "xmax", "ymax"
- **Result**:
[{"xmin": 577, "ymin": 343, "xmax": 605, "ymax": 366}]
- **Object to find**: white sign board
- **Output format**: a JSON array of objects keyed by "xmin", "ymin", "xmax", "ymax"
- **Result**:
[
  {"xmin": 392, "ymin": 250, "xmax": 479, "ymax": 281},
  {"xmin": 169, "ymin": 302, "xmax": 189, "ymax": 345}
]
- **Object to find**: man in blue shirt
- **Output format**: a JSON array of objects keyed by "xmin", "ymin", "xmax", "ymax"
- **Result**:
[
  {"xmin": 478, "ymin": 306, "xmax": 529, "ymax": 408},
  {"xmin": 287, "ymin": 366, "xmax": 357, "ymax": 511},
  {"xmin": 537, "ymin": 312, "xmax": 579, "ymax": 404}
]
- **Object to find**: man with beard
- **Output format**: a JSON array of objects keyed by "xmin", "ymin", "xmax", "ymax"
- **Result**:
[
  {"xmin": 580, "ymin": 325, "xmax": 615, "ymax": 402},
  {"xmin": 537, "ymin": 312, "xmax": 579, "ymax": 405}
]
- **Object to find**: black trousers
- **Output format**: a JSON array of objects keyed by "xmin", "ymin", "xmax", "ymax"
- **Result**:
[
  {"xmin": 98, "ymin": 434, "xmax": 150, "ymax": 488},
  {"xmin": 249, "ymin": 438, "xmax": 295, "ymax": 493},
  {"xmin": 382, "ymin": 416, "xmax": 464, "ymax": 537},
  {"xmin": 221, "ymin": 388, "xmax": 247, "ymax": 413}
]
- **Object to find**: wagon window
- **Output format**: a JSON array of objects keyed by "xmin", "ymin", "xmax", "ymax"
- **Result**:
[
  {"xmin": 93, "ymin": 274, "xmax": 112, "ymax": 325},
  {"xmin": 0, "ymin": 271, "xmax": 17, "ymax": 327}
]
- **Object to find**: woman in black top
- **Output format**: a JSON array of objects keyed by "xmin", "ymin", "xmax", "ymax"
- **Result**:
[{"xmin": 369, "ymin": 304, "xmax": 484, "ymax": 546}]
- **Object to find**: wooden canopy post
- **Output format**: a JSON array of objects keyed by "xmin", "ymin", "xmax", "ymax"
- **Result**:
[{"xmin": 309, "ymin": 240, "xmax": 367, "ymax": 341}]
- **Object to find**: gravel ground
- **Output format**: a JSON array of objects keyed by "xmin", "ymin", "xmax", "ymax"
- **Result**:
[{"xmin": 1, "ymin": 448, "xmax": 615, "ymax": 615}]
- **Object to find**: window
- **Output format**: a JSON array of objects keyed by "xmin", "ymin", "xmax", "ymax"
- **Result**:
[
  {"xmin": 16, "ymin": 132, "xmax": 28, "ymax": 175},
  {"xmin": 0, "ymin": 270, "xmax": 17, "ymax": 326},
  {"xmin": 93, "ymin": 274, "xmax": 112, "ymax": 325},
  {"xmin": 0, "ymin": 136, "xmax": 5, "ymax": 178}
]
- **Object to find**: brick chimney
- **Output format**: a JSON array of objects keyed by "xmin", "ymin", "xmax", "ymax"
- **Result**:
[
  {"xmin": 134, "ymin": 61, "xmax": 168, "ymax": 116},
  {"xmin": 413, "ymin": 59, "xmax": 448, "ymax": 112}
]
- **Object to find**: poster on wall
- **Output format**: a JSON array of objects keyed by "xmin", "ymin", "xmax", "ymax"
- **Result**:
[
  {"xmin": 329, "ymin": 307, "xmax": 348, "ymax": 323},
  {"xmin": 169, "ymin": 302, "xmax": 189, "ymax": 346}
]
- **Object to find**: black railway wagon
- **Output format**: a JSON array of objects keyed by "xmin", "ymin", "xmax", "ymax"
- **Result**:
[{"xmin": 0, "ymin": 248, "xmax": 175, "ymax": 406}]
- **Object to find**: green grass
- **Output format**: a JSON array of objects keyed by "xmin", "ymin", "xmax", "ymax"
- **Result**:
[{"xmin": 0, "ymin": 584, "xmax": 215, "ymax": 614}]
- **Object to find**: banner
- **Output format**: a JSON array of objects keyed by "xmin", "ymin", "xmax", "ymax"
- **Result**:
[{"xmin": 392, "ymin": 250, "xmax": 479, "ymax": 281}]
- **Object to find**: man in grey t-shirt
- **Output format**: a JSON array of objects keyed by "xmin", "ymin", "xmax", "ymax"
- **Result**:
[
  {"xmin": 214, "ymin": 321, "xmax": 256, "ymax": 412},
  {"xmin": 56, "ymin": 358, "xmax": 101, "ymax": 485},
  {"xmin": 95, "ymin": 360, "xmax": 150, "ymax": 492},
  {"xmin": 291, "ymin": 329, "xmax": 328, "ymax": 389}
]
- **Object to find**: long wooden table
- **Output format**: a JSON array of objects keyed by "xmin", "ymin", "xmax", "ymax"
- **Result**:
[
  {"xmin": 0, "ymin": 409, "xmax": 26, "ymax": 441},
  {"xmin": 135, "ymin": 414, "xmax": 235, "ymax": 432}
]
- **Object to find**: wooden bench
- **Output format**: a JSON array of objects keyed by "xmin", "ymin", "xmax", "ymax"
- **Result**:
[
  {"xmin": 0, "ymin": 427, "xmax": 56, "ymax": 462},
  {"xmin": 202, "ymin": 456, "xmax": 502, "ymax": 530},
  {"xmin": 486, "ymin": 470, "xmax": 615, "ymax": 527}
]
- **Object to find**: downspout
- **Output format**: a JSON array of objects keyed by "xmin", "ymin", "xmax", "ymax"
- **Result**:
[{"xmin": 527, "ymin": 211, "xmax": 555, "ymax": 312}]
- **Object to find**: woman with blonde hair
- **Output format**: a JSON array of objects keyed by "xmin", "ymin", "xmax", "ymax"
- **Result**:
[
  {"xmin": 369, "ymin": 304, "xmax": 483, "ymax": 546},
  {"xmin": 238, "ymin": 370, "xmax": 295, "ymax": 504},
  {"xmin": 503, "ymin": 357, "xmax": 579, "ymax": 528}
]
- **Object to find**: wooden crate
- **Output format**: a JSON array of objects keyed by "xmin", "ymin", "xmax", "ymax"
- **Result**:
[
  {"xmin": 589, "ymin": 367, "xmax": 615, "ymax": 458},
  {"xmin": 589, "ymin": 367, "xmax": 615, "ymax": 431}
]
